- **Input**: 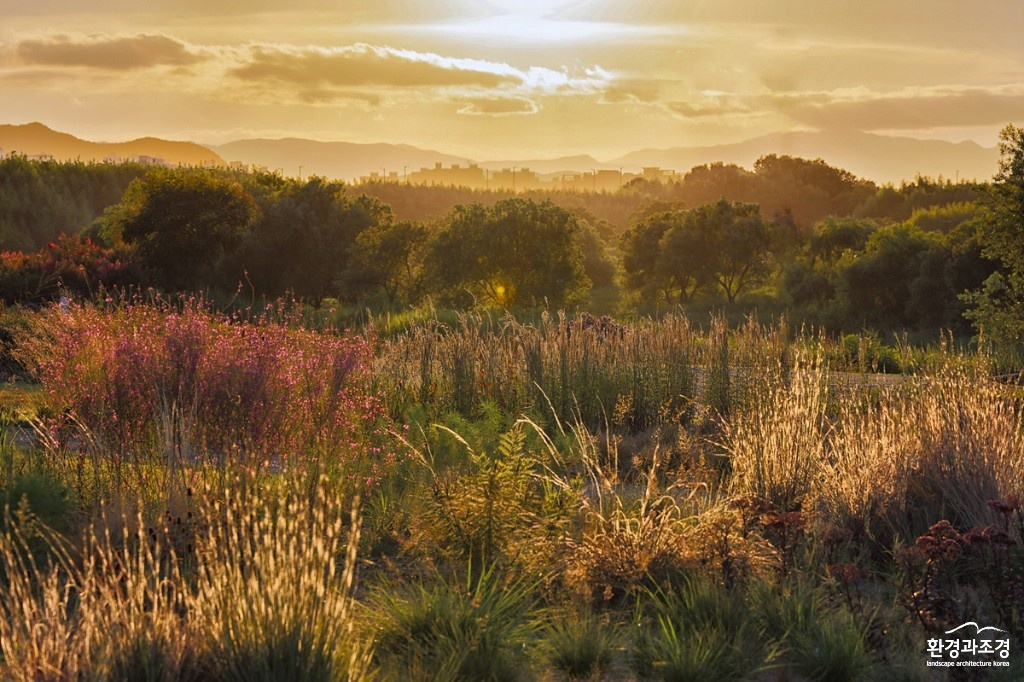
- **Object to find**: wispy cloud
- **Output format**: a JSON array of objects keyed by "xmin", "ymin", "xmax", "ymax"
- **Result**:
[
  {"xmin": 668, "ymin": 92, "xmax": 752, "ymax": 119},
  {"xmin": 457, "ymin": 96, "xmax": 538, "ymax": 116},
  {"xmin": 232, "ymin": 43, "xmax": 517, "ymax": 89},
  {"xmin": 776, "ymin": 85, "xmax": 1024, "ymax": 131},
  {"xmin": 230, "ymin": 42, "xmax": 611, "ymax": 97},
  {"xmin": 13, "ymin": 33, "xmax": 204, "ymax": 70},
  {"xmin": 224, "ymin": 41, "xmax": 612, "ymax": 110},
  {"xmin": 2, "ymin": 32, "xmax": 615, "ymax": 115}
]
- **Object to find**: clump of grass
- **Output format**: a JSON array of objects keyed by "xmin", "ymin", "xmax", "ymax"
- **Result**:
[
  {"xmin": 913, "ymin": 362, "xmax": 1024, "ymax": 530},
  {"xmin": 369, "ymin": 564, "xmax": 536, "ymax": 681},
  {"xmin": 537, "ymin": 608, "xmax": 621, "ymax": 680},
  {"xmin": 0, "ymin": 476, "xmax": 369, "ymax": 681},
  {"xmin": 751, "ymin": 579, "xmax": 871, "ymax": 682},
  {"xmin": 723, "ymin": 355, "xmax": 829, "ymax": 513},
  {"xmin": 188, "ymin": 479, "xmax": 369, "ymax": 681},
  {"xmin": 0, "ymin": 471, "xmax": 75, "ymax": 535},
  {"xmin": 633, "ymin": 575, "xmax": 769, "ymax": 681},
  {"xmin": 557, "ymin": 419, "xmax": 695, "ymax": 606},
  {"xmin": 0, "ymin": 502, "xmax": 193, "ymax": 681},
  {"xmin": 372, "ymin": 311, "xmax": 696, "ymax": 432},
  {"xmin": 809, "ymin": 393, "xmax": 918, "ymax": 542}
]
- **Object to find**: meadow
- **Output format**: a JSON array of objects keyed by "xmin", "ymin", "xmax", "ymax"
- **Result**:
[{"xmin": 0, "ymin": 297, "xmax": 1022, "ymax": 681}]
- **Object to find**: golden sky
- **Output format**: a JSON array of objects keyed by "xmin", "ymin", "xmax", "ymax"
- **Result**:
[{"xmin": 2, "ymin": 0, "xmax": 1022, "ymax": 159}]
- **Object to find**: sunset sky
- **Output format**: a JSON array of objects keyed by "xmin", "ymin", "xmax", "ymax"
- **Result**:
[{"xmin": 2, "ymin": 0, "xmax": 1022, "ymax": 160}]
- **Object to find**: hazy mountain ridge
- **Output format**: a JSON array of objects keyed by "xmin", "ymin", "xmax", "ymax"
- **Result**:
[
  {"xmin": 0, "ymin": 122, "xmax": 1000, "ymax": 185},
  {"xmin": 611, "ymin": 130, "xmax": 999, "ymax": 185},
  {"xmin": 211, "ymin": 138, "xmax": 470, "ymax": 182},
  {"xmin": 0, "ymin": 122, "xmax": 223, "ymax": 167},
  {"xmin": 214, "ymin": 131, "xmax": 1000, "ymax": 185}
]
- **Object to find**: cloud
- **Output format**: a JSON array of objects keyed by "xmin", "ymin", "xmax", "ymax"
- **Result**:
[
  {"xmin": 457, "ymin": 96, "xmax": 538, "ymax": 116},
  {"xmin": 225, "ymin": 42, "xmax": 613, "ymax": 108},
  {"xmin": 232, "ymin": 43, "xmax": 518, "ymax": 89},
  {"xmin": 781, "ymin": 86, "xmax": 1024, "ymax": 131},
  {"xmin": 668, "ymin": 92, "xmax": 751, "ymax": 118},
  {"xmin": 14, "ymin": 33, "xmax": 203, "ymax": 70}
]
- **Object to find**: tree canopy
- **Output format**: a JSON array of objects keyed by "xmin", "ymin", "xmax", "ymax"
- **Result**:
[
  {"xmin": 425, "ymin": 198, "xmax": 589, "ymax": 308},
  {"xmin": 111, "ymin": 168, "xmax": 259, "ymax": 291},
  {"xmin": 620, "ymin": 199, "xmax": 776, "ymax": 305},
  {"xmin": 964, "ymin": 124, "xmax": 1024, "ymax": 348}
]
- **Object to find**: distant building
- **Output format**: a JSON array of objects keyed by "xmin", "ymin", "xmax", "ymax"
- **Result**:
[
  {"xmin": 489, "ymin": 167, "xmax": 539, "ymax": 191},
  {"xmin": 360, "ymin": 170, "xmax": 401, "ymax": 183},
  {"xmin": 408, "ymin": 163, "xmax": 487, "ymax": 189},
  {"xmin": 642, "ymin": 167, "xmax": 676, "ymax": 183},
  {"xmin": 355, "ymin": 161, "xmax": 679, "ymax": 192}
]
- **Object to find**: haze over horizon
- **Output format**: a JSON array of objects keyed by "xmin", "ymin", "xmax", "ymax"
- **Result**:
[{"xmin": 2, "ymin": 0, "xmax": 1022, "ymax": 164}]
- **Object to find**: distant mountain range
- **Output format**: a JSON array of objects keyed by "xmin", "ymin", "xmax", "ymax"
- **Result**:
[
  {"xmin": 0, "ymin": 122, "xmax": 223, "ymax": 167},
  {"xmin": 211, "ymin": 138, "xmax": 469, "ymax": 181},
  {"xmin": 611, "ymin": 130, "xmax": 998, "ymax": 185},
  {"xmin": 0, "ymin": 122, "xmax": 1000, "ymax": 185}
]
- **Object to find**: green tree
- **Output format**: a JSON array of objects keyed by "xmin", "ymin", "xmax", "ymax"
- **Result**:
[
  {"xmin": 675, "ymin": 162, "xmax": 754, "ymax": 208},
  {"xmin": 808, "ymin": 217, "xmax": 876, "ymax": 268},
  {"xmin": 424, "ymin": 198, "xmax": 589, "ymax": 308},
  {"xmin": 657, "ymin": 211, "xmax": 713, "ymax": 303},
  {"xmin": 0, "ymin": 156, "xmax": 147, "ymax": 252},
  {"xmin": 233, "ymin": 175, "xmax": 392, "ymax": 301},
  {"xmin": 695, "ymin": 199, "xmax": 775, "ymax": 303},
  {"xmin": 113, "ymin": 168, "xmax": 258, "ymax": 291},
  {"xmin": 620, "ymin": 212, "xmax": 672, "ymax": 303},
  {"xmin": 351, "ymin": 219, "xmax": 431, "ymax": 304},
  {"xmin": 782, "ymin": 217, "xmax": 877, "ymax": 324},
  {"xmin": 620, "ymin": 200, "xmax": 775, "ymax": 305},
  {"xmin": 752, "ymin": 154, "xmax": 873, "ymax": 227},
  {"xmin": 965, "ymin": 124, "xmax": 1024, "ymax": 348},
  {"xmin": 575, "ymin": 221, "xmax": 617, "ymax": 290},
  {"xmin": 834, "ymin": 223, "xmax": 943, "ymax": 331},
  {"xmin": 620, "ymin": 211, "xmax": 705, "ymax": 304}
]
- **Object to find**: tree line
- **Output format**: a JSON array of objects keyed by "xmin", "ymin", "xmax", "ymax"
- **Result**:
[{"xmin": 1, "ymin": 126, "xmax": 1022, "ymax": 347}]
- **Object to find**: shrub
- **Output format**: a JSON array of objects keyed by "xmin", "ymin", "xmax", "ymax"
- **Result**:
[
  {"xmin": 18, "ymin": 296, "xmax": 390, "ymax": 500},
  {"xmin": 0, "ymin": 471, "xmax": 74, "ymax": 535}
]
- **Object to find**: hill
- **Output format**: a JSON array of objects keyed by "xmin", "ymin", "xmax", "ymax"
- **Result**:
[
  {"xmin": 611, "ymin": 130, "xmax": 998, "ymax": 185},
  {"xmin": 216, "ymin": 130, "xmax": 998, "ymax": 186},
  {"xmin": 211, "ymin": 138, "xmax": 469, "ymax": 182},
  {"xmin": 0, "ymin": 122, "xmax": 223, "ymax": 167},
  {"xmin": 0, "ymin": 122, "xmax": 1000, "ymax": 186}
]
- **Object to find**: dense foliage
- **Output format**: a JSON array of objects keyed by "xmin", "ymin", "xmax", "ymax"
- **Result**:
[
  {"xmin": 20, "ymin": 296, "xmax": 390, "ymax": 496},
  {"xmin": 0, "ymin": 155, "xmax": 146, "ymax": 251},
  {"xmin": 964, "ymin": 124, "xmax": 1024, "ymax": 351},
  {"xmin": 0, "ymin": 138, "xmax": 1017, "ymax": 344}
]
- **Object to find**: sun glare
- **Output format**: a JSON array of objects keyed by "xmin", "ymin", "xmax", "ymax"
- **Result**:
[{"xmin": 438, "ymin": 0, "xmax": 639, "ymax": 44}]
